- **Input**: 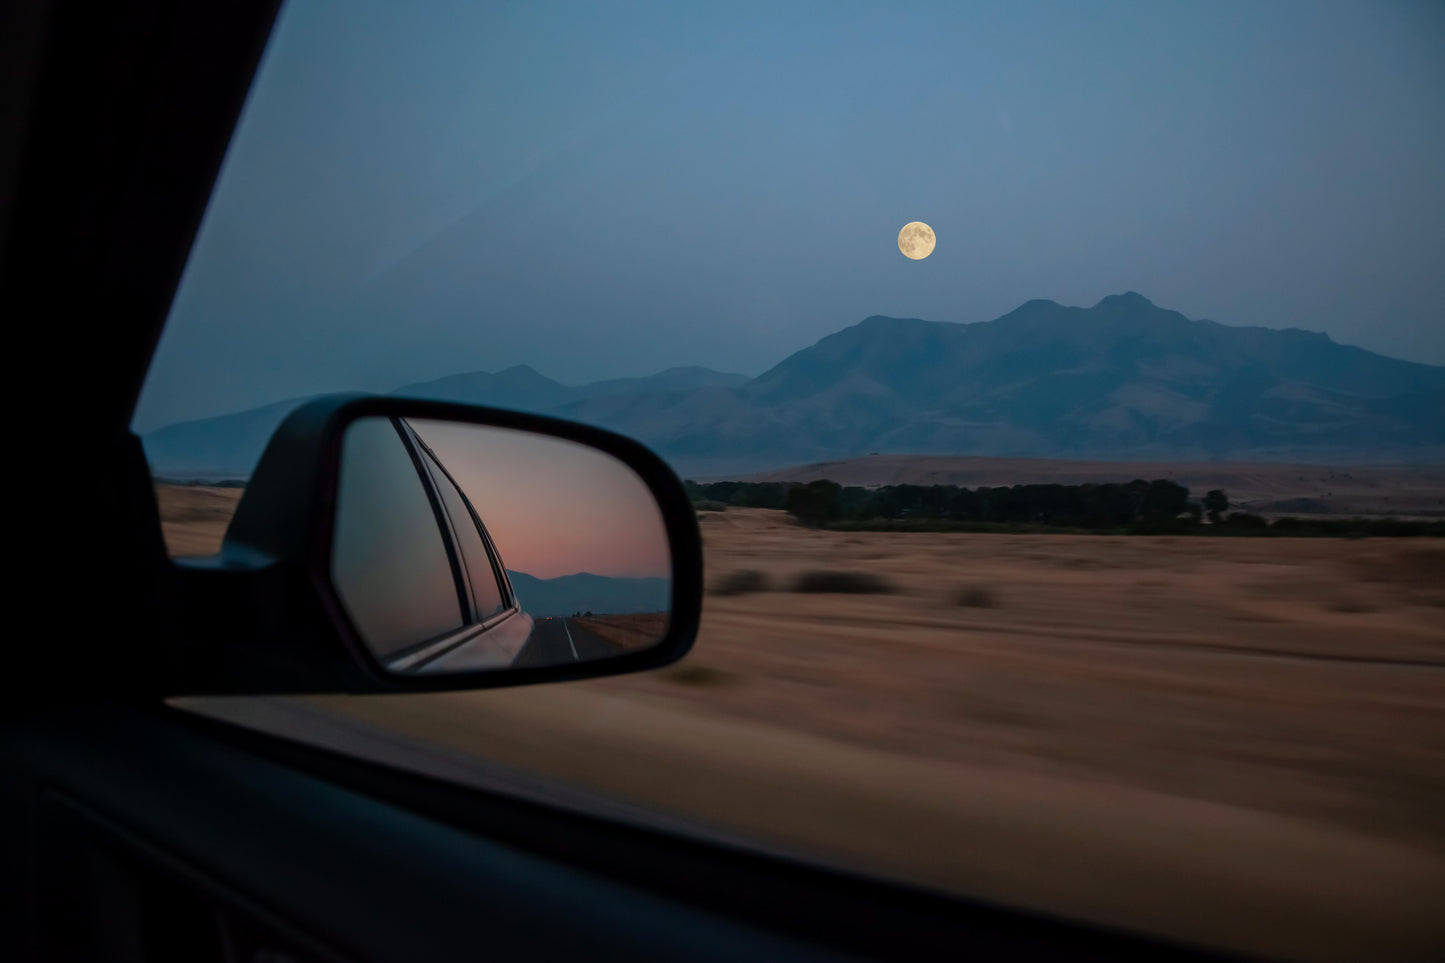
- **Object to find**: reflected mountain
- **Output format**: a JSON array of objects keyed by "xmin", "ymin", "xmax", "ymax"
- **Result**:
[{"xmin": 505, "ymin": 570, "xmax": 669, "ymax": 618}]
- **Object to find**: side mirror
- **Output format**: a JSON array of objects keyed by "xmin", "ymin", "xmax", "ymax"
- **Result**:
[{"xmin": 169, "ymin": 395, "xmax": 702, "ymax": 694}]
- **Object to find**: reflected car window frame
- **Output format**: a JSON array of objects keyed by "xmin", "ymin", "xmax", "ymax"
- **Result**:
[
  {"xmin": 329, "ymin": 415, "xmax": 472, "ymax": 656},
  {"xmin": 406, "ymin": 424, "xmax": 484, "ymax": 619},
  {"xmin": 390, "ymin": 416, "xmax": 472, "ymax": 626},
  {"xmin": 403, "ymin": 420, "xmax": 516, "ymax": 622},
  {"xmin": 360, "ymin": 416, "xmax": 527, "ymax": 673}
]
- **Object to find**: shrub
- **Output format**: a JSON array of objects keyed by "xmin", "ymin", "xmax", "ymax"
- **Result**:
[
  {"xmin": 1327, "ymin": 598, "xmax": 1378, "ymax": 614},
  {"xmin": 954, "ymin": 584, "xmax": 1000, "ymax": 608},
  {"xmin": 791, "ymin": 570, "xmax": 894, "ymax": 594},
  {"xmin": 785, "ymin": 480, "xmax": 843, "ymax": 528},
  {"xmin": 662, "ymin": 664, "xmax": 738, "ymax": 687},
  {"xmin": 712, "ymin": 569, "xmax": 771, "ymax": 596},
  {"xmin": 1206, "ymin": 511, "xmax": 1270, "ymax": 534},
  {"xmin": 1127, "ymin": 516, "xmax": 1195, "ymax": 535},
  {"xmin": 694, "ymin": 499, "xmax": 729, "ymax": 512}
]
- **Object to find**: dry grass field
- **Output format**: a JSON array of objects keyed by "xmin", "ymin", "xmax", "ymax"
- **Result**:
[
  {"xmin": 155, "ymin": 483, "xmax": 243, "ymax": 556},
  {"xmin": 158, "ymin": 485, "xmax": 1445, "ymax": 961}
]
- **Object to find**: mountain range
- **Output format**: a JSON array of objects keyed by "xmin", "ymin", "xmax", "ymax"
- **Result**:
[
  {"xmin": 142, "ymin": 293, "xmax": 1445, "ymax": 479},
  {"xmin": 505, "ymin": 571, "xmax": 669, "ymax": 618}
]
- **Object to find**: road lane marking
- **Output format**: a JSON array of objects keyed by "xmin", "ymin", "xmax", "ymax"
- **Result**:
[{"xmin": 562, "ymin": 619, "xmax": 579, "ymax": 661}]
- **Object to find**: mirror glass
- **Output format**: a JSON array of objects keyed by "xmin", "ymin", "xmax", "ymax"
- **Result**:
[{"xmin": 331, "ymin": 416, "xmax": 672, "ymax": 675}]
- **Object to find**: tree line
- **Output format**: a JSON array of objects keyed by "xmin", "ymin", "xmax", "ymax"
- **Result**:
[{"xmin": 684, "ymin": 479, "xmax": 1444, "ymax": 537}]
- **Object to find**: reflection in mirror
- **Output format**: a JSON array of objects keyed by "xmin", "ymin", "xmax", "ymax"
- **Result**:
[{"xmin": 332, "ymin": 417, "xmax": 672, "ymax": 675}]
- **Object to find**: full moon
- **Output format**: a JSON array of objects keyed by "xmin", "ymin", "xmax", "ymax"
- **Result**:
[{"xmin": 897, "ymin": 221, "xmax": 936, "ymax": 260}]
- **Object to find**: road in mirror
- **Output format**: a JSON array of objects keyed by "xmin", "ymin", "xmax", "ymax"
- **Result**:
[{"xmin": 331, "ymin": 416, "xmax": 671, "ymax": 675}]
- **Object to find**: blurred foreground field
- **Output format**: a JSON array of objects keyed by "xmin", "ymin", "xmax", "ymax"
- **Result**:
[{"xmin": 160, "ymin": 487, "xmax": 1445, "ymax": 961}]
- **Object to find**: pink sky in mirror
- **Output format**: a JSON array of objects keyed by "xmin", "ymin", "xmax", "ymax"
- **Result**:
[{"xmin": 409, "ymin": 419, "xmax": 670, "ymax": 581}]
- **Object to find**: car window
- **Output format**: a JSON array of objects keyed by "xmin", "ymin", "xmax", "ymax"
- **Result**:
[
  {"xmin": 331, "ymin": 416, "xmax": 466, "ymax": 655},
  {"xmin": 411, "ymin": 428, "xmax": 509, "ymax": 622},
  {"xmin": 147, "ymin": 2, "xmax": 1445, "ymax": 960}
]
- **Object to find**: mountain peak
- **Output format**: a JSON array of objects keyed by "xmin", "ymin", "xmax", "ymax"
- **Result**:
[
  {"xmin": 856, "ymin": 315, "xmax": 932, "ymax": 329},
  {"xmin": 992, "ymin": 298, "xmax": 1069, "ymax": 325},
  {"xmin": 496, "ymin": 363, "xmax": 551, "ymax": 380},
  {"xmin": 657, "ymin": 365, "xmax": 746, "ymax": 378},
  {"xmin": 1092, "ymin": 290, "xmax": 1161, "ymax": 309},
  {"xmin": 1092, "ymin": 291, "xmax": 1155, "ymax": 310}
]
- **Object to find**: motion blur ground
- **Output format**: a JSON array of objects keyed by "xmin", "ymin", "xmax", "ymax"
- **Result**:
[{"xmin": 159, "ymin": 487, "xmax": 1445, "ymax": 962}]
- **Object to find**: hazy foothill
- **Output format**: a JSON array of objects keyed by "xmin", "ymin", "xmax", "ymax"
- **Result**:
[{"xmin": 141, "ymin": 293, "xmax": 1445, "ymax": 481}]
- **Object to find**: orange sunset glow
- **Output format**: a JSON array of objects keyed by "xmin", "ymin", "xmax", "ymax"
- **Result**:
[{"xmin": 410, "ymin": 419, "xmax": 671, "ymax": 581}]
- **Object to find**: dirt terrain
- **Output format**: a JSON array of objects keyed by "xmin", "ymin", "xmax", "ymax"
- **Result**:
[
  {"xmin": 633, "ymin": 510, "xmax": 1445, "ymax": 826},
  {"xmin": 155, "ymin": 483, "xmax": 243, "ymax": 555},
  {"xmin": 157, "ymin": 485, "xmax": 1445, "ymax": 961},
  {"xmin": 742, "ymin": 455, "xmax": 1445, "ymax": 517}
]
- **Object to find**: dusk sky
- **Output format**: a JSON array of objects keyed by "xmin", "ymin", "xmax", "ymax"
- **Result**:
[
  {"xmin": 410, "ymin": 420, "xmax": 671, "ymax": 580},
  {"xmin": 134, "ymin": 0, "xmax": 1445, "ymax": 432}
]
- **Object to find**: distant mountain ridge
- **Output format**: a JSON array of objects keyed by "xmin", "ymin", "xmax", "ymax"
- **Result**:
[
  {"xmin": 505, "ymin": 571, "xmax": 669, "ymax": 617},
  {"xmin": 142, "ymin": 293, "xmax": 1445, "ymax": 477},
  {"xmin": 143, "ymin": 366, "xmax": 750, "ymax": 476},
  {"xmin": 393, "ymin": 364, "xmax": 750, "ymax": 411},
  {"xmin": 143, "ymin": 394, "xmax": 329, "ymax": 479}
]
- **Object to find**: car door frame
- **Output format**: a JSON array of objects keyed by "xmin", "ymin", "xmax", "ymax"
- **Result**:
[{"xmin": 344, "ymin": 415, "xmax": 531, "ymax": 674}]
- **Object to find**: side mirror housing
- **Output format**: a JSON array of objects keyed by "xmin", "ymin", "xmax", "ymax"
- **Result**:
[{"xmin": 168, "ymin": 395, "xmax": 702, "ymax": 695}]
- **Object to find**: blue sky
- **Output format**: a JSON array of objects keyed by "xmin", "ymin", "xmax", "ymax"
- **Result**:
[{"xmin": 134, "ymin": 0, "xmax": 1445, "ymax": 431}]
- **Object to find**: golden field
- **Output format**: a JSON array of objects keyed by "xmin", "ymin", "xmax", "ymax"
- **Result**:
[{"xmin": 158, "ymin": 485, "xmax": 1445, "ymax": 961}]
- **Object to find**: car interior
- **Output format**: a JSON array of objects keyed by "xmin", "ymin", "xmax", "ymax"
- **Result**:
[{"xmin": 3, "ymin": 2, "xmax": 1425, "ymax": 962}]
